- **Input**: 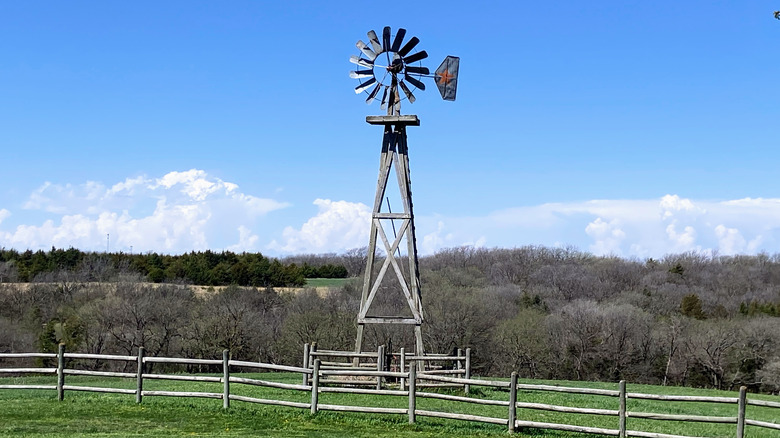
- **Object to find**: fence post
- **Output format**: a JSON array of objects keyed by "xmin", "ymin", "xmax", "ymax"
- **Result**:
[
  {"xmin": 408, "ymin": 363, "xmax": 416, "ymax": 424},
  {"xmin": 619, "ymin": 380, "xmax": 627, "ymax": 438},
  {"xmin": 222, "ymin": 349, "xmax": 230, "ymax": 409},
  {"xmin": 311, "ymin": 359, "xmax": 320, "ymax": 415},
  {"xmin": 737, "ymin": 386, "xmax": 747, "ymax": 438},
  {"xmin": 508, "ymin": 372, "xmax": 518, "ymax": 433},
  {"xmin": 57, "ymin": 343, "xmax": 65, "ymax": 401},
  {"xmin": 136, "ymin": 346, "xmax": 145, "ymax": 404},
  {"xmin": 400, "ymin": 347, "xmax": 406, "ymax": 390},
  {"xmin": 302, "ymin": 343, "xmax": 310, "ymax": 385},
  {"xmin": 464, "ymin": 348, "xmax": 471, "ymax": 395},
  {"xmin": 376, "ymin": 345, "xmax": 384, "ymax": 390},
  {"xmin": 457, "ymin": 348, "xmax": 463, "ymax": 372}
]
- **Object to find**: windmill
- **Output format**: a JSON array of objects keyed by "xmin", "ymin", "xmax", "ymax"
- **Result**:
[{"xmin": 349, "ymin": 27, "xmax": 459, "ymax": 362}]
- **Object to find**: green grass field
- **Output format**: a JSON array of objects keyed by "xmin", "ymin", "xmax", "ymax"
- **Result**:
[
  {"xmin": 304, "ymin": 277, "xmax": 356, "ymax": 288},
  {"xmin": 1, "ymin": 373, "xmax": 778, "ymax": 437}
]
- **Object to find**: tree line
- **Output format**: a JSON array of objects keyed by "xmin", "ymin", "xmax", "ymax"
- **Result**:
[
  {"xmin": 1, "ymin": 245, "xmax": 779, "ymax": 394},
  {"xmin": 0, "ymin": 247, "xmax": 348, "ymax": 287}
]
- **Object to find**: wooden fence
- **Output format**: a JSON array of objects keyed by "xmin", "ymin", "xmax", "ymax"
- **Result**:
[{"xmin": 2, "ymin": 346, "xmax": 779, "ymax": 438}]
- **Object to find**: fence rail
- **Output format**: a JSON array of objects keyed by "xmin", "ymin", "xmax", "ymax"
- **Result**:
[{"xmin": 1, "ymin": 347, "xmax": 779, "ymax": 438}]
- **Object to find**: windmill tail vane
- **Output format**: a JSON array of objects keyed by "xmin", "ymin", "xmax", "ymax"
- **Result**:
[{"xmin": 349, "ymin": 26, "xmax": 459, "ymax": 115}]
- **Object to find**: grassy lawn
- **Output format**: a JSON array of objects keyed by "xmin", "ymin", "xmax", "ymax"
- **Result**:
[{"xmin": 1, "ymin": 373, "xmax": 778, "ymax": 437}]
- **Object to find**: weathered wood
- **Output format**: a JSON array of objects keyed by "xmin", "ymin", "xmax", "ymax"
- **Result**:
[
  {"xmin": 0, "ymin": 385, "xmax": 56, "ymax": 390},
  {"xmin": 310, "ymin": 351, "xmax": 378, "ymax": 358},
  {"xmin": 143, "ymin": 373, "xmax": 221, "ymax": 383},
  {"xmin": 626, "ymin": 430, "xmax": 703, "ymax": 438},
  {"xmin": 320, "ymin": 369, "xmax": 406, "ymax": 378},
  {"xmin": 619, "ymin": 380, "xmax": 627, "ymax": 438},
  {"xmin": 0, "ymin": 368, "xmax": 57, "ymax": 374},
  {"xmin": 302, "ymin": 343, "xmax": 310, "ymax": 386},
  {"xmin": 417, "ymin": 391, "xmax": 508, "ymax": 406},
  {"xmin": 626, "ymin": 392, "xmax": 736, "ymax": 403},
  {"xmin": 144, "ymin": 357, "xmax": 222, "ymax": 365},
  {"xmin": 229, "ymin": 359, "xmax": 310, "ymax": 374},
  {"xmin": 420, "ymin": 369, "xmax": 466, "ymax": 375},
  {"xmin": 136, "ymin": 347, "xmax": 144, "ymax": 404},
  {"xmin": 64, "ymin": 353, "xmax": 136, "ymax": 361},
  {"xmin": 320, "ymin": 386, "xmax": 406, "ymax": 396},
  {"xmin": 0, "ymin": 353, "xmax": 57, "ymax": 359},
  {"xmin": 516, "ymin": 401, "xmax": 618, "ymax": 416},
  {"xmin": 229, "ymin": 394, "xmax": 310, "ymax": 409},
  {"xmin": 142, "ymin": 391, "xmax": 223, "ymax": 399},
  {"xmin": 417, "ymin": 373, "xmax": 510, "ymax": 388},
  {"xmin": 408, "ymin": 364, "xmax": 416, "ymax": 424},
  {"xmin": 399, "ymin": 347, "xmax": 406, "ymax": 390},
  {"xmin": 515, "ymin": 420, "xmax": 620, "ymax": 436},
  {"xmin": 744, "ymin": 419, "xmax": 780, "ymax": 431},
  {"xmin": 230, "ymin": 376, "xmax": 310, "ymax": 392},
  {"xmin": 311, "ymin": 359, "xmax": 320, "ymax": 414},
  {"xmin": 464, "ymin": 348, "xmax": 471, "ymax": 394},
  {"xmin": 737, "ymin": 386, "xmax": 746, "ymax": 438},
  {"xmin": 376, "ymin": 345, "xmax": 383, "ymax": 391},
  {"xmin": 366, "ymin": 115, "xmax": 420, "ymax": 126},
  {"xmin": 520, "ymin": 383, "xmax": 620, "ymax": 397},
  {"xmin": 405, "ymin": 355, "xmax": 465, "ymax": 361},
  {"xmin": 509, "ymin": 372, "xmax": 517, "ymax": 433},
  {"xmin": 64, "ymin": 369, "xmax": 136, "ymax": 378},
  {"xmin": 62, "ymin": 385, "xmax": 136, "ymax": 395},
  {"xmin": 415, "ymin": 409, "xmax": 507, "ymax": 425},
  {"xmin": 628, "ymin": 412, "xmax": 736, "ymax": 423},
  {"xmin": 57, "ymin": 344, "xmax": 65, "ymax": 401},
  {"xmin": 222, "ymin": 350, "xmax": 230, "ymax": 409},
  {"xmin": 359, "ymin": 317, "xmax": 419, "ymax": 324},
  {"xmin": 318, "ymin": 404, "xmax": 407, "ymax": 415},
  {"xmin": 747, "ymin": 398, "xmax": 780, "ymax": 408}
]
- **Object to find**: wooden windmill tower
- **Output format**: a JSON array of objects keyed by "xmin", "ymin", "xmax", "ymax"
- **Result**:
[{"xmin": 350, "ymin": 26, "xmax": 459, "ymax": 359}]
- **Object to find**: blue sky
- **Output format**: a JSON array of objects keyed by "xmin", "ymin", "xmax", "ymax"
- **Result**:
[{"xmin": 1, "ymin": 1, "xmax": 779, "ymax": 258}]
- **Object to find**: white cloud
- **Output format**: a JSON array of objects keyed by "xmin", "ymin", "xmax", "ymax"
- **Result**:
[
  {"xmin": 1, "ymin": 169, "xmax": 288, "ymax": 253},
  {"xmin": 269, "ymin": 199, "xmax": 371, "ymax": 254},
  {"xmin": 585, "ymin": 217, "xmax": 626, "ymax": 255},
  {"xmin": 0, "ymin": 209, "xmax": 10, "ymax": 225}
]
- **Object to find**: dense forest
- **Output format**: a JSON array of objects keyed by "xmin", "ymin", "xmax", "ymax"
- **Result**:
[
  {"xmin": 0, "ymin": 247, "xmax": 348, "ymax": 286},
  {"xmin": 1, "ymin": 245, "xmax": 780, "ymax": 394}
]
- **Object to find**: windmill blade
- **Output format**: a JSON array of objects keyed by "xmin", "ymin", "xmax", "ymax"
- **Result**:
[
  {"xmin": 397, "ymin": 36, "xmax": 419, "ymax": 57},
  {"xmin": 399, "ymin": 80, "xmax": 416, "ymax": 104},
  {"xmin": 350, "ymin": 55, "xmax": 374, "ymax": 68},
  {"xmin": 365, "ymin": 83, "xmax": 381, "ymax": 103},
  {"xmin": 367, "ymin": 30, "xmax": 382, "ymax": 53},
  {"xmin": 356, "ymin": 40, "xmax": 377, "ymax": 60},
  {"xmin": 380, "ymin": 86, "xmax": 389, "ymax": 110},
  {"xmin": 390, "ymin": 28, "xmax": 406, "ymax": 52},
  {"xmin": 404, "ymin": 74, "xmax": 425, "ymax": 91},
  {"xmin": 405, "ymin": 66, "xmax": 429, "ymax": 75},
  {"xmin": 403, "ymin": 51, "xmax": 428, "ymax": 64},
  {"xmin": 355, "ymin": 77, "xmax": 376, "ymax": 94},
  {"xmin": 382, "ymin": 27, "xmax": 392, "ymax": 52},
  {"xmin": 349, "ymin": 69, "xmax": 374, "ymax": 79}
]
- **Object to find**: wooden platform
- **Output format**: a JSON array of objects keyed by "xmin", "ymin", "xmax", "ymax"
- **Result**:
[{"xmin": 366, "ymin": 115, "xmax": 420, "ymax": 126}]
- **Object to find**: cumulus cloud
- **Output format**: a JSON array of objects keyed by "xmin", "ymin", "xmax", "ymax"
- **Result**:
[
  {"xmin": 269, "ymin": 199, "xmax": 371, "ymax": 254},
  {"xmin": 1, "ymin": 170, "xmax": 288, "ymax": 253}
]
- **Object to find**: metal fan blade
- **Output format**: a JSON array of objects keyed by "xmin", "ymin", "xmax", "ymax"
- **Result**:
[
  {"xmin": 403, "ymin": 51, "xmax": 428, "ymax": 64},
  {"xmin": 405, "ymin": 66, "xmax": 429, "ymax": 75},
  {"xmin": 356, "ymin": 40, "xmax": 377, "ymax": 61},
  {"xmin": 390, "ymin": 28, "xmax": 406, "ymax": 52},
  {"xmin": 355, "ymin": 78, "xmax": 376, "ymax": 94},
  {"xmin": 349, "ymin": 69, "xmax": 374, "ymax": 79},
  {"xmin": 397, "ymin": 36, "xmax": 419, "ymax": 57},
  {"xmin": 380, "ymin": 86, "xmax": 389, "ymax": 109},
  {"xmin": 382, "ymin": 27, "xmax": 392, "ymax": 52},
  {"xmin": 365, "ymin": 83, "xmax": 381, "ymax": 103},
  {"xmin": 399, "ymin": 81, "xmax": 416, "ymax": 103},
  {"xmin": 349, "ymin": 55, "xmax": 374, "ymax": 68},
  {"xmin": 367, "ymin": 30, "xmax": 382, "ymax": 54},
  {"xmin": 405, "ymin": 74, "xmax": 425, "ymax": 91}
]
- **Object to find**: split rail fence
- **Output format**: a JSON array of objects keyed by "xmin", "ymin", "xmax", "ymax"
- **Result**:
[{"xmin": 1, "ymin": 346, "xmax": 779, "ymax": 438}]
